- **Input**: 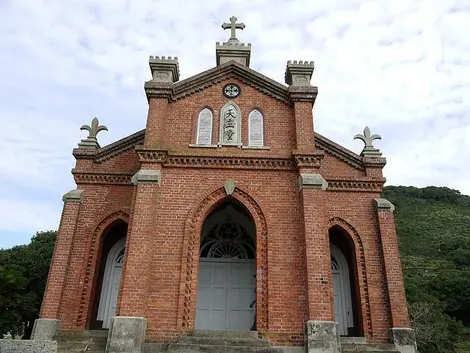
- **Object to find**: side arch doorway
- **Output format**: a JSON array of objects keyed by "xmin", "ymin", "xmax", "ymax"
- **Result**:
[
  {"xmin": 329, "ymin": 225, "xmax": 364, "ymax": 337},
  {"xmin": 331, "ymin": 243, "xmax": 353, "ymax": 336},
  {"xmin": 195, "ymin": 200, "xmax": 256, "ymax": 331},
  {"xmin": 90, "ymin": 219, "xmax": 127, "ymax": 330}
]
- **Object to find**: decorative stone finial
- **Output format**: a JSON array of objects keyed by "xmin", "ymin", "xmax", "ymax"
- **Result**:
[
  {"xmin": 78, "ymin": 117, "xmax": 108, "ymax": 149},
  {"xmin": 149, "ymin": 56, "xmax": 180, "ymax": 83},
  {"xmin": 223, "ymin": 179, "xmax": 236, "ymax": 195},
  {"xmin": 216, "ymin": 16, "xmax": 251, "ymax": 67},
  {"xmin": 354, "ymin": 126, "xmax": 382, "ymax": 157},
  {"xmin": 221, "ymin": 16, "xmax": 245, "ymax": 43},
  {"xmin": 285, "ymin": 61, "xmax": 315, "ymax": 86}
]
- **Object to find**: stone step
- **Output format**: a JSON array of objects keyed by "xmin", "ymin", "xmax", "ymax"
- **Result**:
[
  {"xmin": 178, "ymin": 335, "xmax": 271, "ymax": 347},
  {"xmin": 145, "ymin": 343, "xmax": 284, "ymax": 353},
  {"xmin": 340, "ymin": 337, "xmax": 367, "ymax": 344},
  {"xmin": 55, "ymin": 335, "xmax": 107, "ymax": 353},
  {"xmin": 54, "ymin": 336, "xmax": 107, "ymax": 343},
  {"xmin": 341, "ymin": 349, "xmax": 400, "ymax": 353},
  {"xmin": 191, "ymin": 330, "xmax": 259, "ymax": 339},
  {"xmin": 341, "ymin": 343, "xmax": 398, "ymax": 352}
]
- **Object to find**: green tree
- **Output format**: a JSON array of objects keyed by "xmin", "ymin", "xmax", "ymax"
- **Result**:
[
  {"xmin": 0, "ymin": 230, "xmax": 57, "ymax": 338},
  {"xmin": 384, "ymin": 186, "xmax": 470, "ymax": 353}
]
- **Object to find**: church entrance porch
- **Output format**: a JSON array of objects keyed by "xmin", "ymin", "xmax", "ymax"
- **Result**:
[{"xmin": 195, "ymin": 201, "xmax": 256, "ymax": 331}]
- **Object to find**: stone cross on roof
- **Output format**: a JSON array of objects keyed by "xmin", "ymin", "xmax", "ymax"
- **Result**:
[{"xmin": 222, "ymin": 16, "xmax": 245, "ymax": 42}]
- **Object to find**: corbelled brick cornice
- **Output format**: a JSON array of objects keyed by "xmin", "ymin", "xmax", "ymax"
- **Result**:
[{"xmin": 73, "ymin": 129, "xmax": 386, "ymax": 181}]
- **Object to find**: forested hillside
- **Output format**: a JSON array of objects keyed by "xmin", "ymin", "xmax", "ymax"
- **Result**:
[
  {"xmin": 0, "ymin": 186, "xmax": 469, "ymax": 352},
  {"xmin": 383, "ymin": 186, "xmax": 470, "ymax": 353}
]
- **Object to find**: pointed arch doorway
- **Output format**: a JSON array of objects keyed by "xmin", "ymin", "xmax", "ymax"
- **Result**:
[
  {"xmin": 329, "ymin": 224, "xmax": 364, "ymax": 337},
  {"xmin": 90, "ymin": 219, "xmax": 127, "ymax": 330},
  {"xmin": 195, "ymin": 199, "xmax": 256, "ymax": 331},
  {"xmin": 331, "ymin": 243, "xmax": 353, "ymax": 336}
]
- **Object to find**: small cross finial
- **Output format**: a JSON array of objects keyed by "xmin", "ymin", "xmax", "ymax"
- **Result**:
[{"xmin": 221, "ymin": 16, "xmax": 245, "ymax": 42}]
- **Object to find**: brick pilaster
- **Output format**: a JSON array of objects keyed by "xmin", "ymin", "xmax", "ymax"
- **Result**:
[
  {"xmin": 375, "ymin": 198, "xmax": 411, "ymax": 328},
  {"xmin": 40, "ymin": 189, "xmax": 83, "ymax": 319},
  {"xmin": 299, "ymin": 174, "xmax": 334, "ymax": 321},
  {"xmin": 144, "ymin": 97, "xmax": 171, "ymax": 148},
  {"xmin": 118, "ymin": 170, "xmax": 161, "ymax": 317},
  {"xmin": 144, "ymin": 56, "xmax": 178, "ymax": 148},
  {"xmin": 290, "ymin": 90, "xmax": 317, "ymax": 152}
]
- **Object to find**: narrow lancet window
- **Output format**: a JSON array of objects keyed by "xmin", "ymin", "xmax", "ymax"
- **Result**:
[
  {"xmin": 196, "ymin": 108, "xmax": 213, "ymax": 145},
  {"xmin": 248, "ymin": 109, "xmax": 264, "ymax": 146},
  {"xmin": 220, "ymin": 102, "xmax": 241, "ymax": 145}
]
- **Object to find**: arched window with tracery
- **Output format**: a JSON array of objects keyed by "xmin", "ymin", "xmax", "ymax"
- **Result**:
[{"xmin": 200, "ymin": 220, "xmax": 255, "ymax": 259}]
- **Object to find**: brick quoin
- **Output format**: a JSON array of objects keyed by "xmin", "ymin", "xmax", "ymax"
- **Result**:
[{"xmin": 38, "ymin": 34, "xmax": 412, "ymax": 348}]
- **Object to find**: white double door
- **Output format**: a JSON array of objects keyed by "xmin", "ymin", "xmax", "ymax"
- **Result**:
[{"xmin": 196, "ymin": 259, "xmax": 255, "ymax": 330}]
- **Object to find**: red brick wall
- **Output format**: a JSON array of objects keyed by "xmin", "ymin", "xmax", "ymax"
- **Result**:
[
  {"xmin": 146, "ymin": 78, "xmax": 295, "ymax": 155},
  {"xmin": 44, "ymin": 79, "xmax": 409, "ymax": 347}
]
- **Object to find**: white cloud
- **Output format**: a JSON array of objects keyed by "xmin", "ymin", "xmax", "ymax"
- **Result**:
[{"xmin": 0, "ymin": 0, "xmax": 469, "ymax": 247}]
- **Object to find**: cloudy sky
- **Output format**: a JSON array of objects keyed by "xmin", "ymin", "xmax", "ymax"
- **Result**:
[{"xmin": 0, "ymin": 0, "xmax": 469, "ymax": 248}]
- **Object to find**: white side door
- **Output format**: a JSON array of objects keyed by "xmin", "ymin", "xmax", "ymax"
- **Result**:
[
  {"xmin": 331, "ymin": 244, "xmax": 354, "ymax": 336},
  {"xmin": 97, "ymin": 238, "xmax": 125, "ymax": 329},
  {"xmin": 103, "ymin": 264, "xmax": 123, "ymax": 328},
  {"xmin": 332, "ymin": 264, "xmax": 347, "ymax": 335}
]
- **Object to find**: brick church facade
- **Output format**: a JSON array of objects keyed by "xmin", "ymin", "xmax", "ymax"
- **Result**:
[{"xmin": 33, "ymin": 18, "xmax": 416, "ymax": 353}]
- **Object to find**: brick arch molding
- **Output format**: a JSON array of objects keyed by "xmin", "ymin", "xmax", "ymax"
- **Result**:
[
  {"xmin": 76, "ymin": 210, "xmax": 130, "ymax": 327},
  {"xmin": 328, "ymin": 217, "xmax": 372, "ymax": 338},
  {"xmin": 178, "ymin": 187, "xmax": 269, "ymax": 332}
]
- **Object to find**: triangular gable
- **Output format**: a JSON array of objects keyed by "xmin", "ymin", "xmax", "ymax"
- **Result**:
[
  {"xmin": 93, "ymin": 129, "xmax": 364, "ymax": 170},
  {"xmin": 145, "ymin": 61, "xmax": 291, "ymax": 104},
  {"xmin": 95, "ymin": 129, "xmax": 145, "ymax": 163},
  {"xmin": 314, "ymin": 133, "xmax": 364, "ymax": 170}
]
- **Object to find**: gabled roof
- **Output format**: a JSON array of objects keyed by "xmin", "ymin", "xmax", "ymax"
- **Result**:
[
  {"xmin": 145, "ymin": 61, "xmax": 293, "ymax": 104},
  {"xmin": 93, "ymin": 129, "xmax": 364, "ymax": 169}
]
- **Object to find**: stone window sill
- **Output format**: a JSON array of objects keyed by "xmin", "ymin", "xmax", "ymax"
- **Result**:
[
  {"xmin": 242, "ymin": 146, "xmax": 271, "ymax": 150},
  {"xmin": 188, "ymin": 144, "xmax": 271, "ymax": 150},
  {"xmin": 189, "ymin": 144, "xmax": 218, "ymax": 148}
]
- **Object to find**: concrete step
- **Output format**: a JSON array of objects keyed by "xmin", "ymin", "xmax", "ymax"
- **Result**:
[
  {"xmin": 341, "ymin": 343, "xmax": 398, "ymax": 352},
  {"xmin": 55, "ymin": 334, "xmax": 107, "ymax": 353},
  {"xmin": 144, "ymin": 330, "xmax": 280, "ymax": 353},
  {"xmin": 145, "ymin": 343, "xmax": 284, "ymax": 353},
  {"xmin": 191, "ymin": 330, "xmax": 260, "ymax": 339},
  {"xmin": 178, "ymin": 335, "xmax": 271, "ymax": 347},
  {"xmin": 340, "ymin": 337, "xmax": 367, "ymax": 344}
]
